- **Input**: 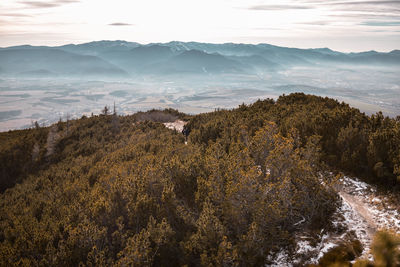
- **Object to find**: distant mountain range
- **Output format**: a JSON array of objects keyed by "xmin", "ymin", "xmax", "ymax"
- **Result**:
[{"xmin": 0, "ymin": 41, "xmax": 399, "ymax": 78}]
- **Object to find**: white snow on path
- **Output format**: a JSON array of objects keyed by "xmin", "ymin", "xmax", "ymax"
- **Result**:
[
  {"xmin": 337, "ymin": 192, "xmax": 374, "ymax": 259},
  {"xmin": 213, "ymin": 175, "xmax": 399, "ymax": 265},
  {"xmin": 163, "ymin": 120, "xmax": 187, "ymax": 132},
  {"xmin": 339, "ymin": 176, "xmax": 400, "ymax": 234},
  {"xmin": 337, "ymin": 176, "xmax": 400, "ymax": 259},
  {"xmin": 288, "ymin": 175, "xmax": 400, "ymax": 265},
  {"xmin": 339, "ymin": 191, "xmax": 377, "ymax": 238},
  {"xmin": 290, "ymin": 197, "xmax": 372, "ymax": 265}
]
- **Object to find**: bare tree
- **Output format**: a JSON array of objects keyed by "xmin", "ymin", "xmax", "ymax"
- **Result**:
[
  {"xmin": 102, "ymin": 106, "xmax": 109, "ymax": 115},
  {"xmin": 112, "ymin": 102, "xmax": 120, "ymax": 133},
  {"xmin": 66, "ymin": 113, "xmax": 70, "ymax": 135}
]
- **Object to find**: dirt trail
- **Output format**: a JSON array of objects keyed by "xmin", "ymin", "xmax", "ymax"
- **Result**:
[
  {"xmin": 275, "ymin": 176, "xmax": 399, "ymax": 264},
  {"xmin": 336, "ymin": 176, "xmax": 400, "ymax": 259},
  {"xmin": 339, "ymin": 191, "xmax": 377, "ymax": 238}
]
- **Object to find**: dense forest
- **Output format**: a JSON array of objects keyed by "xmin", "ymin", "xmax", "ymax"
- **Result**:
[{"xmin": 0, "ymin": 93, "xmax": 399, "ymax": 266}]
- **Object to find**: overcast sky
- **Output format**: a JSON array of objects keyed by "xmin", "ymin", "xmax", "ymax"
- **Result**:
[{"xmin": 0, "ymin": 0, "xmax": 399, "ymax": 52}]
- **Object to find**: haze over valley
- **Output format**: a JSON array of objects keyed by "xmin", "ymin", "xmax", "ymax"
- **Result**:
[{"xmin": 1, "ymin": 40, "xmax": 399, "ymax": 131}]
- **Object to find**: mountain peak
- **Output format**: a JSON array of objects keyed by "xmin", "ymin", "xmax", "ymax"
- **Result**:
[{"xmin": 389, "ymin": 49, "xmax": 400, "ymax": 55}]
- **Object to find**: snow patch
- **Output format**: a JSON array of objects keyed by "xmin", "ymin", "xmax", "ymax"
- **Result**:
[
  {"xmin": 266, "ymin": 250, "xmax": 292, "ymax": 267},
  {"xmin": 337, "ymin": 175, "xmax": 400, "ymax": 260},
  {"xmin": 340, "ymin": 176, "xmax": 400, "ymax": 234},
  {"xmin": 163, "ymin": 120, "xmax": 187, "ymax": 132},
  {"xmin": 291, "ymin": 197, "xmax": 372, "ymax": 265},
  {"xmin": 268, "ymin": 175, "xmax": 400, "ymax": 265},
  {"xmin": 340, "ymin": 176, "xmax": 375, "ymax": 196}
]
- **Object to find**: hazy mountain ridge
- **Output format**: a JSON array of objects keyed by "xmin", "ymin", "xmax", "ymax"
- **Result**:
[
  {"xmin": 151, "ymin": 49, "xmax": 245, "ymax": 74},
  {"xmin": 59, "ymin": 40, "xmax": 141, "ymax": 56},
  {"xmin": 100, "ymin": 44, "xmax": 176, "ymax": 73},
  {"xmin": 0, "ymin": 47, "xmax": 128, "ymax": 77},
  {"xmin": 0, "ymin": 41, "xmax": 398, "ymax": 78}
]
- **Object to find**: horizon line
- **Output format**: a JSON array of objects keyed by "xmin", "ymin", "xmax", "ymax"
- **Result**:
[{"xmin": 1, "ymin": 39, "xmax": 399, "ymax": 54}]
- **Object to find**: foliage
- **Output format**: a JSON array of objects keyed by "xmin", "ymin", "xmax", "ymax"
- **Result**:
[
  {"xmin": 317, "ymin": 238, "xmax": 363, "ymax": 266},
  {"xmin": 326, "ymin": 231, "xmax": 400, "ymax": 267},
  {"xmin": 0, "ymin": 104, "xmax": 336, "ymax": 266},
  {"xmin": 186, "ymin": 93, "xmax": 400, "ymax": 188},
  {"xmin": 370, "ymin": 231, "xmax": 400, "ymax": 267},
  {"xmin": 1, "ymin": 93, "xmax": 399, "ymax": 265},
  {"xmin": 0, "ymin": 126, "xmax": 48, "ymax": 192}
]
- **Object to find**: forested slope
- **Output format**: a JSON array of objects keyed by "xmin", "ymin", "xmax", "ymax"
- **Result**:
[
  {"xmin": 186, "ymin": 93, "xmax": 400, "ymax": 188},
  {"xmin": 0, "ymin": 93, "xmax": 399, "ymax": 266}
]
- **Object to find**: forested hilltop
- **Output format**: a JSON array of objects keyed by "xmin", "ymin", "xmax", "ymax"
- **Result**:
[{"xmin": 1, "ymin": 93, "xmax": 399, "ymax": 266}]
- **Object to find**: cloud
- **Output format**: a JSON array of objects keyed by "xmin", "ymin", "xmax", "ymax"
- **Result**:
[
  {"xmin": 248, "ymin": 4, "xmax": 313, "ymax": 11},
  {"xmin": 19, "ymin": 0, "xmax": 79, "ymax": 9},
  {"xmin": 108, "ymin": 23, "xmax": 133, "ymax": 26},
  {"xmin": 329, "ymin": 13, "xmax": 399, "ymax": 19},
  {"xmin": 299, "ymin": 20, "xmax": 332, "ymax": 25},
  {"xmin": 295, "ymin": 0, "xmax": 400, "ymax": 12},
  {"xmin": 302, "ymin": 1, "xmax": 399, "ymax": 23},
  {"xmin": 252, "ymin": 27, "xmax": 285, "ymax": 31},
  {"xmin": 19, "ymin": 1, "xmax": 58, "ymax": 8},
  {"xmin": 329, "ymin": 1, "xmax": 400, "ymax": 6},
  {"xmin": 323, "ymin": 0, "xmax": 400, "ymax": 12},
  {"xmin": 0, "ymin": 13, "xmax": 32, "ymax": 17},
  {"xmin": 295, "ymin": 0, "xmax": 399, "ymax": 4},
  {"xmin": 361, "ymin": 21, "xmax": 400, "ymax": 26}
]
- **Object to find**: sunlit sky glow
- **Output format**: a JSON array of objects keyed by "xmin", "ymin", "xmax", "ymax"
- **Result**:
[{"xmin": 0, "ymin": 0, "xmax": 399, "ymax": 52}]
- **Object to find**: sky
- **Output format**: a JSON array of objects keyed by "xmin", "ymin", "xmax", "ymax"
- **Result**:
[{"xmin": 0, "ymin": 0, "xmax": 399, "ymax": 52}]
